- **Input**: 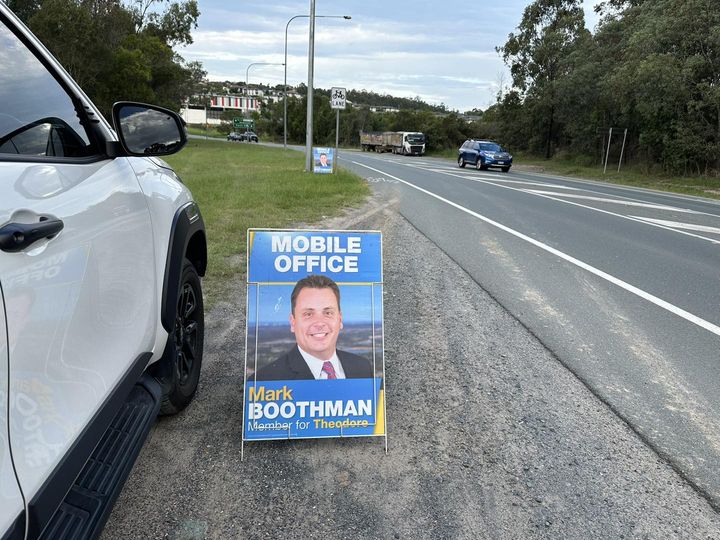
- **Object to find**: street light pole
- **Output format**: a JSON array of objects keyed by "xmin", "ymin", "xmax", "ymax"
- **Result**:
[
  {"xmin": 244, "ymin": 62, "xmax": 283, "ymax": 131},
  {"xmin": 305, "ymin": 0, "xmax": 316, "ymax": 172},
  {"xmin": 284, "ymin": 14, "xmax": 350, "ymax": 150},
  {"xmin": 284, "ymin": 15, "xmax": 304, "ymax": 150},
  {"xmin": 246, "ymin": 62, "xmax": 284, "ymax": 88}
]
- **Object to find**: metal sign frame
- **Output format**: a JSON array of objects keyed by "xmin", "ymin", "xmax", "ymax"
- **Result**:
[{"xmin": 241, "ymin": 228, "xmax": 388, "ymax": 460}]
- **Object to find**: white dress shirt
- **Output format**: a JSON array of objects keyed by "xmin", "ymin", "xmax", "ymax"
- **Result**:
[{"xmin": 297, "ymin": 346, "xmax": 346, "ymax": 379}]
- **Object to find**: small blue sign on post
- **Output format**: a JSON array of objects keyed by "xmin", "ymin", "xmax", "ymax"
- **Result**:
[
  {"xmin": 313, "ymin": 147, "xmax": 334, "ymax": 174},
  {"xmin": 242, "ymin": 229, "xmax": 386, "ymax": 453}
]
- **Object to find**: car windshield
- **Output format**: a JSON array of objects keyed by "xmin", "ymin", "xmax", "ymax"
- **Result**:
[{"xmin": 479, "ymin": 143, "xmax": 503, "ymax": 152}]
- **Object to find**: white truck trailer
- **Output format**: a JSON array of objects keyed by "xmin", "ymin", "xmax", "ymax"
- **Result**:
[{"xmin": 360, "ymin": 131, "xmax": 426, "ymax": 155}]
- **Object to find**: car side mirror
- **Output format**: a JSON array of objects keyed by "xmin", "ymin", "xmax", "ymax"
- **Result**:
[{"xmin": 111, "ymin": 102, "xmax": 187, "ymax": 157}]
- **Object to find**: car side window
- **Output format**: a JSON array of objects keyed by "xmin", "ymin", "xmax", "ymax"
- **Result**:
[{"xmin": 0, "ymin": 20, "xmax": 94, "ymax": 158}]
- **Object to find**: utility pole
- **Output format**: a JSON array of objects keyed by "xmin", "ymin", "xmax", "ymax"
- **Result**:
[{"xmin": 305, "ymin": 0, "xmax": 316, "ymax": 172}]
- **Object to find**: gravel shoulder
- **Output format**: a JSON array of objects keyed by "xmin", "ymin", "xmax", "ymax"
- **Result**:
[{"xmin": 103, "ymin": 190, "xmax": 720, "ymax": 539}]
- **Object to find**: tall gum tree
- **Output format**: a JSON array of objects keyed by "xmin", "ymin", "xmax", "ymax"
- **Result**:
[{"xmin": 498, "ymin": 0, "xmax": 588, "ymax": 158}]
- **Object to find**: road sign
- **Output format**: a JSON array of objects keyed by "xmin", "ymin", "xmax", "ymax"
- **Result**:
[
  {"xmin": 233, "ymin": 118, "xmax": 254, "ymax": 130},
  {"xmin": 330, "ymin": 87, "xmax": 346, "ymax": 110}
]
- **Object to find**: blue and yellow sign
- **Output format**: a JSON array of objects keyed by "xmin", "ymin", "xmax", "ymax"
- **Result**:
[
  {"xmin": 313, "ymin": 147, "xmax": 334, "ymax": 174},
  {"xmin": 243, "ymin": 229, "xmax": 385, "ymax": 442}
]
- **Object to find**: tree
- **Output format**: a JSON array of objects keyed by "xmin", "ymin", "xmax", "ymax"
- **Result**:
[
  {"xmin": 7, "ymin": 0, "xmax": 43, "ymax": 22},
  {"xmin": 24, "ymin": 0, "xmax": 202, "ymax": 118},
  {"xmin": 498, "ymin": 0, "xmax": 588, "ymax": 157}
]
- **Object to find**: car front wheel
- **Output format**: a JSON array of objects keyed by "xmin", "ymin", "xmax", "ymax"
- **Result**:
[
  {"xmin": 475, "ymin": 158, "xmax": 484, "ymax": 170},
  {"xmin": 158, "ymin": 258, "xmax": 204, "ymax": 415},
  {"xmin": 458, "ymin": 156, "xmax": 466, "ymax": 168}
]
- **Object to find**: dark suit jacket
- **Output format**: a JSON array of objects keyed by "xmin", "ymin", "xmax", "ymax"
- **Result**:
[{"xmin": 254, "ymin": 345, "xmax": 373, "ymax": 381}]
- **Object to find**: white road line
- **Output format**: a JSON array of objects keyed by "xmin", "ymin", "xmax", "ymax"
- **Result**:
[
  {"xmin": 448, "ymin": 173, "xmax": 720, "ymax": 245},
  {"xmin": 352, "ymin": 153, "xmax": 720, "ymax": 219},
  {"xmin": 352, "ymin": 160, "xmax": 720, "ymax": 338},
  {"xmin": 630, "ymin": 217, "xmax": 720, "ymax": 235},
  {"xmin": 408, "ymin": 167, "xmax": 461, "ymax": 173},
  {"xmin": 450, "ymin": 176, "xmax": 582, "ymax": 190},
  {"xmin": 524, "ymin": 190, "xmax": 702, "ymax": 213},
  {"xmin": 349, "ymin": 154, "xmax": 720, "ymax": 244},
  {"xmin": 521, "ymin": 170, "xmax": 720, "ymax": 207}
]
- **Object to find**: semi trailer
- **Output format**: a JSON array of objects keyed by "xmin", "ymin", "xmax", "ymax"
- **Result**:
[{"xmin": 360, "ymin": 131, "xmax": 426, "ymax": 155}]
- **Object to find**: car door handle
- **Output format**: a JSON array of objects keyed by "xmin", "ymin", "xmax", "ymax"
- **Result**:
[{"xmin": 0, "ymin": 218, "xmax": 64, "ymax": 253}]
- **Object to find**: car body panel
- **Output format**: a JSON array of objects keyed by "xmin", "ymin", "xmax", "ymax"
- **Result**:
[
  {"xmin": 128, "ymin": 156, "xmax": 194, "ymax": 360},
  {"xmin": 0, "ymin": 282, "xmax": 25, "ymax": 538},
  {"xmin": 0, "ymin": 157, "xmax": 157, "ymax": 500}
]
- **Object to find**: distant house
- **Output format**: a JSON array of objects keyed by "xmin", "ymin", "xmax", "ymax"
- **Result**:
[
  {"xmin": 180, "ymin": 83, "xmax": 302, "ymax": 125},
  {"xmin": 367, "ymin": 105, "xmax": 400, "ymax": 113}
]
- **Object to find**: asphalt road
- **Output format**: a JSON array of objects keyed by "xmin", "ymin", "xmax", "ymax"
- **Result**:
[
  {"xmin": 102, "ymin": 152, "xmax": 720, "ymax": 538},
  {"xmin": 339, "ymin": 151, "xmax": 720, "ymax": 510}
]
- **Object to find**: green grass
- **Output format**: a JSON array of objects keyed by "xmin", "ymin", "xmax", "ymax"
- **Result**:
[
  {"xmin": 514, "ymin": 153, "xmax": 720, "ymax": 200},
  {"xmin": 186, "ymin": 124, "xmax": 226, "ymax": 139},
  {"xmin": 164, "ymin": 139, "xmax": 370, "ymax": 305}
]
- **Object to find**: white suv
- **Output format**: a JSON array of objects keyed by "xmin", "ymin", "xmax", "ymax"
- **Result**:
[{"xmin": 0, "ymin": 4, "xmax": 206, "ymax": 539}]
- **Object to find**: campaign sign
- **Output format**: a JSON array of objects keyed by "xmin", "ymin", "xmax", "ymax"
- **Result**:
[
  {"xmin": 313, "ymin": 147, "xmax": 334, "ymax": 174},
  {"xmin": 247, "ymin": 229, "xmax": 382, "ymax": 284},
  {"xmin": 243, "ymin": 229, "xmax": 385, "ymax": 442}
]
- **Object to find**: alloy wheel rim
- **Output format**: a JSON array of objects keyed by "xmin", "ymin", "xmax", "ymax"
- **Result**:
[{"xmin": 174, "ymin": 282, "xmax": 198, "ymax": 385}]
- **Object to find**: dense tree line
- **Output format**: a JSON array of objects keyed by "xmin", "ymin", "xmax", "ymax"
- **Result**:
[
  {"xmin": 257, "ymin": 0, "xmax": 718, "ymax": 173},
  {"xmin": 9, "ymin": 0, "xmax": 205, "ymax": 118},
  {"xmin": 248, "ymin": 95, "xmax": 480, "ymax": 153},
  {"xmin": 345, "ymin": 90, "xmax": 448, "ymax": 113},
  {"xmin": 492, "ymin": 0, "xmax": 720, "ymax": 175}
]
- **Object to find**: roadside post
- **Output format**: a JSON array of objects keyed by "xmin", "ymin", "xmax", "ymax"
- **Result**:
[
  {"xmin": 330, "ymin": 87, "xmax": 346, "ymax": 174},
  {"xmin": 602, "ymin": 127, "xmax": 628, "ymax": 173},
  {"xmin": 603, "ymin": 127, "xmax": 613, "ymax": 174},
  {"xmin": 618, "ymin": 128, "xmax": 628, "ymax": 173}
]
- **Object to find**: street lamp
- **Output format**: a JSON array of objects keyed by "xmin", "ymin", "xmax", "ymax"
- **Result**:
[
  {"xmin": 244, "ymin": 62, "xmax": 284, "ymax": 130},
  {"xmin": 283, "ymin": 13, "xmax": 351, "ymax": 150},
  {"xmin": 245, "ymin": 62, "xmax": 284, "ymax": 87}
]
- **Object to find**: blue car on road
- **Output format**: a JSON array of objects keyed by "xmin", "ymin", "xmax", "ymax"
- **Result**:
[{"xmin": 458, "ymin": 139, "xmax": 513, "ymax": 172}]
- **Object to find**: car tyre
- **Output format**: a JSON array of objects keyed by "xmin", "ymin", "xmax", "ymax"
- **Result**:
[
  {"xmin": 475, "ymin": 158, "xmax": 484, "ymax": 170},
  {"xmin": 158, "ymin": 258, "xmax": 204, "ymax": 415},
  {"xmin": 501, "ymin": 167, "xmax": 510, "ymax": 173},
  {"xmin": 458, "ymin": 156, "xmax": 466, "ymax": 168}
]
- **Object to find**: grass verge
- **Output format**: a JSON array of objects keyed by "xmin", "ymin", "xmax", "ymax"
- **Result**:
[
  {"xmin": 186, "ymin": 124, "xmax": 226, "ymax": 139},
  {"xmin": 164, "ymin": 139, "xmax": 370, "ymax": 306},
  {"xmin": 511, "ymin": 154, "xmax": 720, "ymax": 200}
]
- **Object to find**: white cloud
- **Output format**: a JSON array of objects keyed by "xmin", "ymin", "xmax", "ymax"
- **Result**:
[{"xmin": 184, "ymin": 0, "xmax": 604, "ymax": 112}]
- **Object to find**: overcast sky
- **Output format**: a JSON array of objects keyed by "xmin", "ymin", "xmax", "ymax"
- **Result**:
[{"xmin": 180, "ymin": 1, "xmax": 601, "ymax": 112}]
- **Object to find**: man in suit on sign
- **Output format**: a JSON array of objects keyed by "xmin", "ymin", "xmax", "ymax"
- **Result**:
[{"xmin": 254, "ymin": 274, "xmax": 373, "ymax": 381}]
